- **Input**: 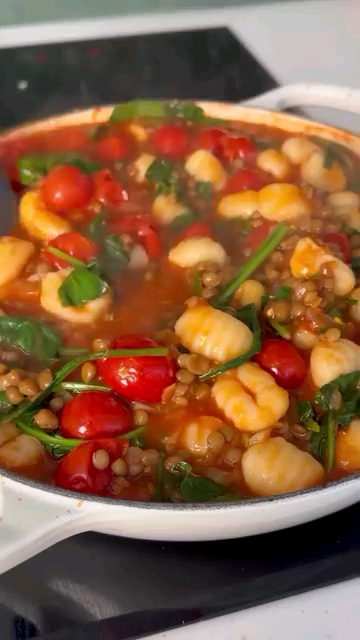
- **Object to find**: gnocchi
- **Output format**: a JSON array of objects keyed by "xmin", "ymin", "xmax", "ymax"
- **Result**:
[
  {"xmin": 185, "ymin": 149, "xmax": 226, "ymax": 189},
  {"xmin": 19, "ymin": 191, "xmax": 72, "ymax": 241},
  {"xmin": 0, "ymin": 236, "xmax": 35, "ymax": 287},
  {"xmin": 168, "ymin": 237, "xmax": 227, "ymax": 268},
  {"xmin": 310, "ymin": 338, "xmax": 360, "ymax": 388}
]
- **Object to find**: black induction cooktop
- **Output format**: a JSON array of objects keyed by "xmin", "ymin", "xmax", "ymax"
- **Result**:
[
  {"xmin": 0, "ymin": 25, "xmax": 358, "ymax": 640},
  {"xmin": 0, "ymin": 26, "xmax": 277, "ymax": 129}
]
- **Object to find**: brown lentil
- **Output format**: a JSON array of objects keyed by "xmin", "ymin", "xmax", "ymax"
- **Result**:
[
  {"xmin": 0, "ymin": 375, "xmax": 11, "ymax": 391},
  {"xmin": 33, "ymin": 408, "xmax": 59, "ymax": 430},
  {"xmin": 111, "ymin": 458, "xmax": 128, "ymax": 476},
  {"xmin": 133, "ymin": 408, "xmax": 149, "ymax": 426},
  {"xmin": 124, "ymin": 446, "xmax": 143, "ymax": 465},
  {"xmin": 18, "ymin": 377, "xmax": 40, "ymax": 398},
  {"xmin": 92, "ymin": 337, "xmax": 110, "ymax": 352},
  {"xmin": 265, "ymin": 299, "xmax": 291, "ymax": 322},
  {"xmin": 6, "ymin": 369, "xmax": 23, "ymax": 386},
  {"xmin": 207, "ymin": 430, "xmax": 225, "ymax": 454},
  {"xmin": 173, "ymin": 382, "xmax": 189, "ymax": 397},
  {"xmin": 186, "ymin": 354, "xmax": 210, "ymax": 375},
  {"xmin": 177, "ymin": 353, "xmax": 189, "ymax": 368},
  {"xmin": 324, "ymin": 327, "xmax": 341, "ymax": 342},
  {"xmin": 36, "ymin": 369, "xmax": 53, "ymax": 391},
  {"xmin": 218, "ymin": 425, "xmax": 234, "ymax": 442},
  {"xmin": 291, "ymin": 301, "xmax": 306, "ymax": 319},
  {"xmin": 291, "ymin": 424, "xmax": 311, "ymax": 440},
  {"xmin": 92, "ymin": 448, "xmax": 110, "ymax": 470},
  {"xmin": 110, "ymin": 477, "xmax": 130, "ymax": 495},
  {"xmin": 202, "ymin": 286, "xmax": 217, "ymax": 299},
  {"xmin": 128, "ymin": 463, "xmax": 144, "ymax": 477},
  {"xmin": 5, "ymin": 386, "xmax": 24, "ymax": 404},
  {"xmin": 0, "ymin": 363, "xmax": 7, "ymax": 375},
  {"xmin": 194, "ymin": 382, "xmax": 211, "ymax": 399},
  {"xmin": 223, "ymin": 446, "xmax": 242, "ymax": 467},
  {"xmin": 81, "ymin": 362, "xmax": 97, "ymax": 383},
  {"xmin": 48, "ymin": 395, "xmax": 65, "ymax": 413},
  {"xmin": 141, "ymin": 449, "xmax": 160, "ymax": 466},
  {"xmin": 173, "ymin": 396, "xmax": 188, "ymax": 406},
  {"xmin": 202, "ymin": 271, "xmax": 222, "ymax": 288},
  {"xmin": 176, "ymin": 368, "xmax": 195, "ymax": 384}
]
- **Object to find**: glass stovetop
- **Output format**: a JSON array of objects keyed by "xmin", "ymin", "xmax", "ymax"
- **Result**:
[{"xmin": 0, "ymin": 25, "xmax": 358, "ymax": 640}]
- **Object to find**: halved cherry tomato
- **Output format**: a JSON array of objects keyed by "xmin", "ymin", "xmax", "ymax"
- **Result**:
[
  {"xmin": 179, "ymin": 221, "xmax": 212, "ymax": 240},
  {"xmin": 225, "ymin": 168, "xmax": 266, "ymax": 194},
  {"xmin": 246, "ymin": 221, "xmax": 275, "ymax": 252},
  {"xmin": 110, "ymin": 214, "xmax": 162, "ymax": 260},
  {"xmin": 42, "ymin": 232, "xmax": 99, "ymax": 269},
  {"xmin": 55, "ymin": 438, "xmax": 129, "ymax": 495},
  {"xmin": 97, "ymin": 335, "xmax": 176, "ymax": 403},
  {"xmin": 323, "ymin": 232, "xmax": 351, "ymax": 263},
  {"xmin": 41, "ymin": 165, "xmax": 94, "ymax": 213},
  {"xmin": 220, "ymin": 135, "xmax": 256, "ymax": 164},
  {"xmin": 150, "ymin": 124, "xmax": 189, "ymax": 159},
  {"xmin": 92, "ymin": 168, "xmax": 128, "ymax": 207},
  {"xmin": 95, "ymin": 135, "xmax": 133, "ymax": 161},
  {"xmin": 254, "ymin": 339, "xmax": 306, "ymax": 389},
  {"xmin": 60, "ymin": 391, "xmax": 132, "ymax": 439},
  {"xmin": 198, "ymin": 128, "xmax": 225, "ymax": 155}
]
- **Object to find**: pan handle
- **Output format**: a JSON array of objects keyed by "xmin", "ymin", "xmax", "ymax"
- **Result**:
[
  {"xmin": 0, "ymin": 481, "xmax": 88, "ymax": 574},
  {"xmin": 242, "ymin": 83, "xmax": 360, "ymax": 115}
]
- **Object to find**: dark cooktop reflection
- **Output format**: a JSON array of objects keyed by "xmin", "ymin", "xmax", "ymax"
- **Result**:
[{"xmin": 0, "ymin": 27, "xmax": 277, "ymax": 128}]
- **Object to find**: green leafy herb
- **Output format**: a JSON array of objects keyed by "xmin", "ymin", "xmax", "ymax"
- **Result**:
[
  {"xmin": 60, "ymin": 381, "xmax": 111, "ymax": 393},
  {"xmin": 87, "ymin": 210, "xmax": 109, "ymax": 242},
  {"xmin": 109, "ymin": 100, "xmax": 225, "ymax": 125},
  {"xmin": 345, "ymin": 298, "xmax": 358, "ymax": 305},
  {"xmin": 296, "ymin": 400, "xmax": 320, "ymax": 432},
  {"xmin": 269, "ymin": 320, "xmax": 291, "ymax": 340},
  {"xmin": 169, "ymin": 211, "xmax": 198, "ymax": 234},
  {"xmin": 46, "ymin": 246, "xmax": 86, "ymax": 268},
  {"xmin": 0, "ymin": 392, "xmax": 12, "ymax": 414},
  {"xmin": 196, "ymin": 181, "xmax": 212, "ymax": 201},
  {"xmin": 276, "ymin": 285, "xmax": 292, "ymax": 300},
  {"xmin": 180, "ymin": 475, "xmax": 224, "ymax": 502},
  {"xmin": 145, "ymin": 158, "xmax": 179, "ymax": 196},
  {"xmin": 260, "ymin": 294, "xmax": 270, "ymax": 309},
  {"xmin": 58, "ymin": 267, "xmax": 108, "ymax": 307},
  {"xmin": 212, "ymin": 222, "xmax": 289, "ymax": 306},
  {"xmin": 17, "ymin": 153, "xmax": 101, "ymax": 185},
  {"xmin": 351, "ymin": 256, "xmax": 360, "ymax": 272},
  {"xmin": 153, "ymin": 453, "xmax": 165, "ymax": 501},
  {"xmin": 0, "ymin": 316, "xmax": 62, "ymax": 362},
  {"xmin": 200, "ymin": 303, "xmax": 262, "ymax": 380},
  {"xmin": 326, "ymin": 306, "xmax": 342, "ymax": 319},
  {"xmin": 171, "ymin": 460, "xmax": 192, "ymax": 475},
  {"xmin": 314, "ymin": 371, "xmax": 360, "ymax": 427},
  {"xmin": 193, "ymin": 271, "xmax": 202, "ymax": 296}
]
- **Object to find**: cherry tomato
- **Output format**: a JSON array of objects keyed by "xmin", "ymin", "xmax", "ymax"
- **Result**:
[
  {"xmin": 137, "ymin": 225, "xmax": 162, "ymax": 260},
  {"xmin": 323, "ymin": 232, "xmax": 351, "ymax": 263},
  {"xmin": 97, "ymin": 335, "xmax": 176, "ymax": 403},
  {"xmin": 42, "ymin": 232, "xmax": 99, "ymax": 269},
  {"xmin": 41, "ymin": 165, "xmax": 94, "ymax": 213},
  {"xmin": 44, "ymin": 127, "xmax": 89, "ymax": 152},
  {"xmin": 60, "ymin": 391, "xmax": 132, "ymax": 439},
  {"xmin": 221, "ymin": 135, "xmax": 256, "ymax": 163},
  {"xmin": 151, "ymin": 124, "xmax": 189, "ymax": 159},
  {"xmin": 95, "ymin": 135, "xmax": 133, "ymax": 161},
  {"xmin": 246, "ymin": 221, "xmax": 275, "ymax": 252},
  {"xmin": 254, "ymin": 339, "xmax": 306, "ymax": 389},
  {"xmin": 225, "ymin": 168, "xmax": 266, "ymax": 193},
  {"xmin": 92, "ymin": 168, "xmax": 128, "ymax": 207},
  {"xmin": 179, "ymin": 221, "xmax": 212, "ymax": 240},
  {"xmin": 55, "ymin": 438, "xmax": 129, "ymax": 495},
  {"xmin": 198, "ymin": 128, "xmax": 225, "ymax": 155},
  {"xmin": 110, "ymin": 215, "xmax": 162, "ymax": 260}
]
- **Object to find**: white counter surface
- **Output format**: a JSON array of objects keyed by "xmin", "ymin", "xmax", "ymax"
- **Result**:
[{"xmin": 1, "ymin": 1, "xmax": 360, "ymax": 637}]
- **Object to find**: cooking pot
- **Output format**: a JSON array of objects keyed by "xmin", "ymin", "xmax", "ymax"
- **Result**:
[{"xmin": 0, "ymin": 83, "xmax": 359, "ymax": 575}]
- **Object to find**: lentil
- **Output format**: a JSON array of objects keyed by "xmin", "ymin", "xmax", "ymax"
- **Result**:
[
  {"xmin": 18, "ymin": 377, "xmax": 39, "ymax": 398},
  {"xmin": 133, "ymin": 408, "xmax": 149, "ymax": 426},
  {"xmin": 36, "ymin": 369, "xmax": 53, "ymax": 391},
  {"xmin": 33, "ymin": 408, "xmax": 59, "ymax": 430},
  {"xmin": 111, "ymin": 458, "xmax": 128, "ymax": 476},
  {"xmin": 5, "ymin": 386, "xmax": 24, "ymax": 404},
  {"xmin": 81, "ymin": 362, "xmax": 97, "ymax": 383},
  {"xmin": 92, "ymin": 448, "xmax": 110, "ymax": 470},
  {"xmin": 141, "ymin": 449, "xmax": 160, "ymax": 466},
  {"xmin": 207, "ymin": 430, "xmax": 225, "ymax": 454},
  {"xmin": 176, "ymin": 368, "xmax": 195, "ymax": 384}
]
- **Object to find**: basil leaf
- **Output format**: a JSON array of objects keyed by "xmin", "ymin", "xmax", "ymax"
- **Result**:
[
  {"xmin": 0, "ymin": 392, "xmax": 12, "ymax": 413},
  {"xmin": 180, "ymin": 475, "xmax": 224, "ymax": 502},
  {"xmin": 87, "ymin": 210, "xmax": 109, "ymax": 242},
  {"xmin": 109, "ymin": 100, "xmax": 167, "ymax": 123},
  {"xmin": 315, "ymin": 370, "xmax": 360, "ymax": 427},
  {"xmin": 145, "ymin": 158, "xmax": 180, "ymax": 196},
  {"xmin": 0, "ymin": 316, "xmax": 62, "ymax": 362},
  {"xmin": 196, "ymin": 181, "xmax": 212, "ymax": 201},
  {"xmin": 165, "ymin": 101, "xmax": 206, "ymax": 122},
  {"xmin": 58, "ymin": 267, "xmax": 108, "ymax": 307},
  {"xmin": 171, "ymin": 460, "xmax": 192, "ymax": 475},
  {"xmin": 200, "ymin": 304, "xmax": 261, "ymax": 380},
  {"xmin": 276, "ymin": 285, "xmax": 292, "ymax": 300},
  {"xmin": 17, "ymin": 153, "xmax": 101, "ymax": 185},
  {"xmin": 169, "ymin": 211, "xmax": 198, "ymax": 234},
  {"xmin": 297, "ymin": 400, "xmax": 320, "ymax": 432},
  {"xmin": 103, "ymin": 234, "xmax": 129, "ymax": 265}
]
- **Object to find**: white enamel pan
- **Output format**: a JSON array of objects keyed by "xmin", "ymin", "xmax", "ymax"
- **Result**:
[{"xmin": 0, "ymin": 83, "xmax": 359, "ymax": 575}]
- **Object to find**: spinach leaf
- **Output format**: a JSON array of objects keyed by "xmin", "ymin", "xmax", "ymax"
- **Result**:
[
  {"xmin": 169, "ymin": 210, "xmax": 198, "ymax": 234},
  {"xmin": 145, "ymin": 158, "xmax": 179, "ymax": 196},
  {"xmin": 87, "ymin": 210, "xmax": 109, "ymax": 242},
  {"xmin": 17, "ymin": 153, "xmax": 101, "ymax": 185},
  {"xmin": 109, "ymin": 100, "xmax": 167, "ymax": 123},
  {"xmin": 200, "ymin": 303, "xmax": 261, "ymax": 380},
  {"xmin": 276, "ymin": 285, "xmax": 292, "ymax": 300},
  {"xmin": 180, "ymin": 475, "xmax": 224, "ymax": 502},
  {"xmin": 0, "ymin": 392, "xmax": 12, "ymax": 413},
  {"xmin": 296, "ymin": 400, "xmax": 320, "ymax": 432},
  {"xmin": 311, "ymin": 411, "xmax": 337, "ymax": 471},
  {"xmin": 103, "ymin": 234, "xmax": 129, "ymax": 266},
  {"xmin": 0, "ymin": 316, "xmax": 62, "ymax": 362},
  {"xmin": 58, "ymin": 267, "xmax": 108, "ymax": 307},
  {"xmin": 196, "ymin": 181, "xmax": 212, "ymax": 201},
  {"xmin": 314, "ymin": 370, "xmax": 360, "ymax": 427},
  {"xmin": 153, "ymin": 453, "xmax": 165, "ymax": 501}
]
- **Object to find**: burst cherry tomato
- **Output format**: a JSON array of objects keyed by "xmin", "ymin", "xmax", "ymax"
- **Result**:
[
  {"xmin": 42, "ymin": 232, "xmax": 99, "ymax": 269},
  {"xmin": 254, "ymin": 339, "xmax": 306, "ymax": 390},
  {"xmin": 97, "ymin": 335, "xmax": 176, "ymax": 403},
  {"xmin": 225, "ymin": 168, "xmax": 266, "ymax": 193},
  {"xmin": 60, "ymin": 391, "xmax": 132, "ymax": 439},
  {"xmin": 95, "ymin": 135, "xmax": 133, "ymax": 161},
  {"xmin": 92, "ymin": 168, "xmax": 128, "ymax": 207},
  {"xmin": 150, "ymin": 124, "xmax": 189, "ymax": 159},
  {"xmin": 221, "ymin": 135, "xmax": 256, "ymax": 164},
  {"xmin": 179, "ymin": 221, "xmax": 212, "ymax": 240},
  {"xmin": 246, "ymin": 221, "xmax": 275, "ymax": 252},
  {"xmin": 55, "ymin": 438, "xmax": 129, "ymax": 495},
  {"xmin": 198, "ymin": 128, "xmax": 225, "ymax": 155},
  {"xmin": 41, "ymin": 165, "xmax": 94, "ymax": 213},
  {"xmin": 110, "ymin": 215, "xmax": 162, "ymax": 260},
  {"xmin": 323, "ymin": 232, "xmax": 351, "ymax": 263}
]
